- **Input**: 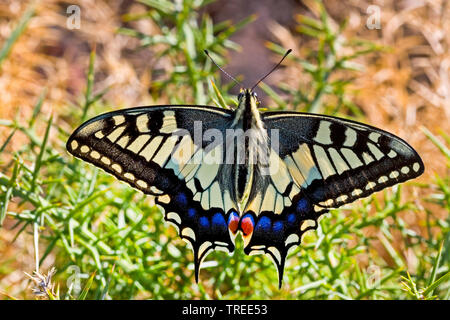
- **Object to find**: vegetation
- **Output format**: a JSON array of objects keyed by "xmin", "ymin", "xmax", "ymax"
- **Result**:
[{"xmin": 0, "ymin": 0, "xmax": 448, "ymax": 299}]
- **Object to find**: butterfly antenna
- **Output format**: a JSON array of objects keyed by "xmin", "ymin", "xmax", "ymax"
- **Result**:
[
  {"xmin": 251, "ymin": 49, "xmax": 292, "ymax": 91},
  {"xmin": 204, "ymin": 50, "xmax": 241, "ymax": 87}
]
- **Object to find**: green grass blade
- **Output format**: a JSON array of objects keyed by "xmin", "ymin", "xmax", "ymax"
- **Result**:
[
  {"xmin": 31, "ymin": 115, "xmax": 53, "ymax": 192},
  {"xmin": 0, "ymin": 128, "xmax": 17, "ymax": 155},
  {"xmin": 138, "ymin": 0, "xmax": 175, "ymax": 14},
  {"xmin": 78, "ymin": 271, "xmax": 97, "ymax": 300},
  {"xmin": 0, "ymin": 186, "xmax": 12, "ymax": 226},
  {"xmin": 427, "ymin": 241, "xmax": 444, "ymax": 288},
  {"xmin": 1, "ymin": 159, "xmax": 20, "ymax": 226},
  {"xmin": 0, "ymin": 5, "xmax": 35, "ymax": 68},
  {"xmin": 421, "ymin": 126, "xmax": 450, "ymax": 161},
  {"xmin": 99, "ymin": 264, "xmax": 115, "ymax": 300},
  {"xmin": 28, "ymin": 89, "xmax": 47, "ymax": 128},
  {"xmin": 259, "ymin": 82, "xmax": 287, "ymax": 110},
  {"xmin": 423, "ymin": 271, "xmax": 450, "ymax": 298},
  {"xmin": 209, "ymin": 78, "xmax": 228, "ymax": 109},
  {"xmin": 81, "ymin": 48, "xmax": 96, "ymax": 122}
]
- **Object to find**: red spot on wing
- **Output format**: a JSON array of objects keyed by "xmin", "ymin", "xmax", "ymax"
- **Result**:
[
  {"xmin": 240, "ymin": 216, "xmax": 254, "ymax": 236},
  {"xmin": 228, "ymin": 211, "xmax": 240, "ymax": 234}
]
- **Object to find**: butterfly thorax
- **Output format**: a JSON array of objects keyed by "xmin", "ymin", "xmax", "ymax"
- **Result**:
[{"xmin": 231, "ymin": 89, "xmax": 269, "ymax": 207}]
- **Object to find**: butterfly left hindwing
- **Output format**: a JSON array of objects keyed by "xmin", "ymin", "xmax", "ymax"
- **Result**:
[{"xmin": 66, "ymin": 105, "xmax": 240, "ymax": 281}]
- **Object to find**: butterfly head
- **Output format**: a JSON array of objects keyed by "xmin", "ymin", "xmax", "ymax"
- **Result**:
[
  {"xmin": 237, "ymin": 88, "xmax": 259, "ymax": 106},
  {"xmin": 233, "ymin": 88, "xmax": 262, "ymax": 128}
]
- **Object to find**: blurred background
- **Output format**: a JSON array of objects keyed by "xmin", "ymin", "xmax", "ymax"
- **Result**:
[{"xmin": 0, "ymin": 0, "xmax": 448, "ymax": 299}]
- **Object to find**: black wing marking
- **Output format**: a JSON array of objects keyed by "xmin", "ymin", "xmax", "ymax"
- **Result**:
[
  {"xmin": 264, "ymin": 112, "xmax": 424, "ymax": 206},
  {"xmin": 241, "ymin": 112, "xmax": 424, "ymax": 287},
  {"xmin": 66, "ymin": 105, "xmax": 240, "ymax": 282}
]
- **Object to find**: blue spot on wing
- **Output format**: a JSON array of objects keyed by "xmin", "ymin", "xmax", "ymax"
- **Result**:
[
  {"xmin": 296, "ymin": 198, "xmax": 309, "ymax": 213},
  {"xmin": 241, "ymin": 213, "xmax": 255, "ymax": 224},
  {"xmin": 272, "ymin": 221, "xmax": 284, "ymax": 233},
  {"xmin": 287, "ymin": 213, "xmax": 296, "ymax": 224},
  {"xmin": 255, "ymin": 216, "xmax": 271, "ymax": 233},
  {"xmin": 175, "ymin": 192, "xmax": 188, "ymax": 207},
  {"xmin": 199, "ymin": 216, "xmax": 209, "ymax": 229},
  {"xmin": 212, "ymin": 213, "xmax": 227, "ymax": 232},
  {"xmin": 188, "ymin": 208, "xmax": 196, "ymax": 219},
  {"xmin": 228, "ymin": 210, "xmax": 239, "ymax": 221}
]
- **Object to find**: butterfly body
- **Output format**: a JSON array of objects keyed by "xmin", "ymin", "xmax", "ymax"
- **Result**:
[
  {"xmin": 231, "ymin": 89, "xmax": 268, "ymax": 205},
  {"xmin": 67, "ymin": 87, "xmax": 424, "ymax": 287}
]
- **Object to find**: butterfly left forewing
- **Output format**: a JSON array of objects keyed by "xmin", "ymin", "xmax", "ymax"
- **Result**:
[{"xmin": 67, "ymin": 105, "xmax": 240, "ymax": 281}]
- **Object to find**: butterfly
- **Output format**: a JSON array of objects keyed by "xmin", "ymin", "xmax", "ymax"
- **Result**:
[{"xmin": 66, "ymin": 50, "xmax": 424, "ymax": 288}]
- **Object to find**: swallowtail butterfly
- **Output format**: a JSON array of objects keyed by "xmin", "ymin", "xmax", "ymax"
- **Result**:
[{"xmin": 67, "ymin": 50, "xmax": 424, "ymax": 287}]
